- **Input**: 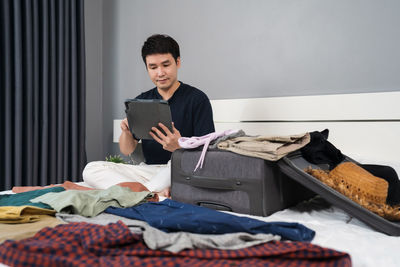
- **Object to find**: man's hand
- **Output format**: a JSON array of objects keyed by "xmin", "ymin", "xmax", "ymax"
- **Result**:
[
  {"xmin": 120, "ymin": 118, "xmax": 130, "ymax": 132},
  {"xmin": 150, "ymin": 122, "xmax": 181, "ymax": 152},
  {"xmin": 119, "ymin": 118, "xmax": 137, "ymax": 156}
]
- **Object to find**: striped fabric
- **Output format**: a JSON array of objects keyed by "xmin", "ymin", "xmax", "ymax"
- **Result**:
[{"xmin": 0, "ymin": 221, "xmax": 351, "ymax": 267}]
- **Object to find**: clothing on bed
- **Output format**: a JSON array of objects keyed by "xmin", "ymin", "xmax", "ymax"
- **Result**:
[
  {"xmin": 0, "ymin": 206, "xmax": 55, "ymax": 224},
  {"xmin": 82, "ymin": 160, "xmax": 170, "ymax": 192},
  {"xmin": 0, "ymin": 187, "xmax": 65, "ymax": 209},
  {"xmin": 12, "ymin": 181, "xmax": 94, "ymax": 193},
  {"xmin": 30, "ymin": 185, "xmax": 154, "ymax": 217},
  {"xmin": 0, "ymin": 221, "xmax": 351, "ymax": 267},
  {"xmin": 0, "ymin": 215, "xmax": 66, "ymax": 244},
  {"xmin": 57, "ymin": 212, "xmax": 281, "ymax": 253},
  {"xmin": 105, "ymin": 199, "xmax": 315, "ymax": 241},
  {"xmin": 136, "ymin": 82, "xmax": 215, "ymax": 164},
  {"xmin": 216, "ymin": 132, "xmax": 310, "ymax": 161}
]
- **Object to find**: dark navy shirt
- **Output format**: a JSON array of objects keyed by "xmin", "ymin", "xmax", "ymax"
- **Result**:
[{"xmin": 135, "ymin": 82, "xmax": 215, "ymax": 164}]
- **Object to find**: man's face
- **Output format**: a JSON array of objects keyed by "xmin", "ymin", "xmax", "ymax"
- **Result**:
[{"xmin": 145, "ymin": 53, "xmax": 180, "ymax": 92}]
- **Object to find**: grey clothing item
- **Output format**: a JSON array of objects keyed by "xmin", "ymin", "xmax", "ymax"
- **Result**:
[
  {"xmin": 217, "ymin": 132, "xmax": 311, "ymax": 161},
  {"xmin": 57, "ymin": 213, "xmax": 280, "ymax": 253},
  {"xmin": 209, "ymin": 129, "xmax": 247, "ymax": 149},
  {"xmin": 31, "ymin": 185, "xmax": 153, "ymax": 217}
]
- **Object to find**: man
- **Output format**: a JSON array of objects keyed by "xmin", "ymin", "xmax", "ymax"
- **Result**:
[
  {"xmin": 82, "ymin": 34, "xmax": 214, "ymax": 194},
  {"xmin": 119, "ymin": 34, "xmax": 215, "ymax": 164}
]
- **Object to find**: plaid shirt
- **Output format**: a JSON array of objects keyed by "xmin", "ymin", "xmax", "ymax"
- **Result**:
[{"xmin": 0, "ymin": 221, "xmax": 351, "ymax": 267}]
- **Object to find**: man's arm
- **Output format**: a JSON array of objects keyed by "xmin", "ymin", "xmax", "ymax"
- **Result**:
[{"xmin": 119, "ymin": 118, "xmax": 138, "ymax": 156}]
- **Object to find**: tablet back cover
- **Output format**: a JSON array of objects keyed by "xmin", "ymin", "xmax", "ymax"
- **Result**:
[{"xmin": 125, "ymin": 99, "xmax": 172, "ymax": 140}]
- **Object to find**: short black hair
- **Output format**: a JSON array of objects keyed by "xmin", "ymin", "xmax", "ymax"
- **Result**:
[{"xmin": 141, "ymin": 34, "xmax": 180, "ymax": 64}]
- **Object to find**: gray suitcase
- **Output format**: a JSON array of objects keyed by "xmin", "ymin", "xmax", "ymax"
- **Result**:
[
  {"xmin": 171, "ymin": 149, "xmax": 315, "ymax": 216},
  {"xmin": 171, "ymin": 148, "xmax": 400, "ymax": 236}
]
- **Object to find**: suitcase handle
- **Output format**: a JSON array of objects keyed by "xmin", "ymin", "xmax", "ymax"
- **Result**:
[
  {"xmin": 187, "ymin": 175, "xmax": 240, "ymax": 190},
  {"xmin": 197, "ymin": 201, "xmax": 233, "ymax": 211}
]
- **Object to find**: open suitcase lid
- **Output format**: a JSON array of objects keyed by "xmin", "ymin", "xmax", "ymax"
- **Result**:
[{"xmin": 278, "ymin": 152, "xmax": 400, "ymax": 236}]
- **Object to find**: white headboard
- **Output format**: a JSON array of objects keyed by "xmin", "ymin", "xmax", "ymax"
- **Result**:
[{"xmin": 211, "ymin": 91, "xmax": 400, "ymax": 174}]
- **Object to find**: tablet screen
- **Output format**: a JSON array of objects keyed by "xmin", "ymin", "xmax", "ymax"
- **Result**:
[{"xmin": 124, "ymin": 99, "xmax": 173, "ymax": 140}]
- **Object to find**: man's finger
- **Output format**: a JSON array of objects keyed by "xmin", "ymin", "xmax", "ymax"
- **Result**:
[
  {"xmin": 151, "ymin": 126, "xmax": 166, "ymax": 139},
  {"xmin": 149, "ymin": 131, "xmax": 164, "ymax": 144},
  {"xmin": 158, "ymin": 123, "xmax": 172, "ymax": 136},
  {"xmin": 120, "ymin": 119, "xmax": 130, "ymax": 131}
]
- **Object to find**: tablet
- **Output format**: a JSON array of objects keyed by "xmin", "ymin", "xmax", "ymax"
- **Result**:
[{"xmin": 124, "ymin": 99, "xmax": 173, "ymax": 140}]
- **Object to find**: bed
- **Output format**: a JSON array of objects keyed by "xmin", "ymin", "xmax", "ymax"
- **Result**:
[{"xmin": 1, "ymin": 91, "xmax": 400, "ymax": 267}]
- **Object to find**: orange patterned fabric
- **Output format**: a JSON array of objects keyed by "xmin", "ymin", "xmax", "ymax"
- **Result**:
[{"xmin": 12, "ymin": 181, "xmax": 94, "ymax": 193}]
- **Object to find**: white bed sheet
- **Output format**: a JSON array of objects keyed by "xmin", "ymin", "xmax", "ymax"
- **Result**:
[{"xmin": 228, "ymin": 197, "xmax": 400, "ymax": 267}]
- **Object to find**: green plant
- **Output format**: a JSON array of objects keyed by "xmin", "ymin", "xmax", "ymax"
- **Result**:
[{"xmin": 105, "ymin": 154, "xmax": 126, "ymax": 164}]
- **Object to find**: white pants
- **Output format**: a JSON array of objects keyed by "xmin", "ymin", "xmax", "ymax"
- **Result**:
[{"xmin": 82, "ymin": 161, "xmax": 171, "ymax": 192}]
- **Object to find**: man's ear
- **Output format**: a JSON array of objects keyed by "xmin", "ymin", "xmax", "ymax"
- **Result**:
[{"xmin": 176, "ymin": 57, "xmax": 181, "ymax": 68}]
